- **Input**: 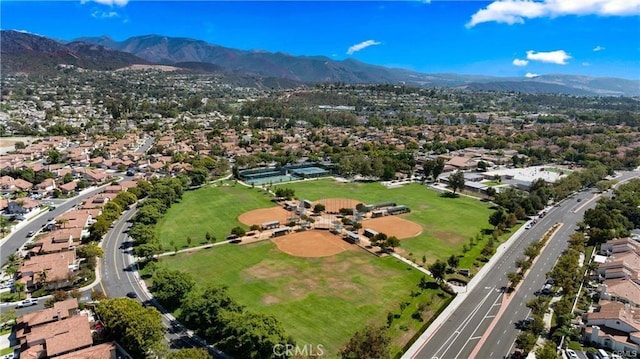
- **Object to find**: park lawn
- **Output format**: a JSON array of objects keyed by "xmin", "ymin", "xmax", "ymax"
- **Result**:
[
  {"xmin": 162, "ymin": 241, "xmax": 443, "ymax": 357},
  {"xmin": 155, "ymin": 182, "xmax": 275, "ymax": 249},
  {"xmin": 276, "ymin": 179, "xmax": 495, "ymax": 263}
]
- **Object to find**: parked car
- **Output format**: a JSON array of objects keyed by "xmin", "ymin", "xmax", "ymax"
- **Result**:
[
  {"xmin": 126, "ymin": 292, "xmax": 138, "ymax": 299},
  {"xmin": 16, "ymin": 298, "xmax": 37, "ymax": 308},
  {"xmin": 26, "ymin": 231, "xmax": 34, "ymax": 237},
  {"xmin": 565, "ymin": 349, "xmax": 578, "ymax": 359}
]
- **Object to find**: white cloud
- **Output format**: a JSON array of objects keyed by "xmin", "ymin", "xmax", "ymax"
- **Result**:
[
  {"xmin": 91, "ymin": 10, "xmax": 120, "ymax": 19},
  {"xmin": 347, "ymin": 40, "xmax": 381, "ymax": 55},
  {"xmin": 467, "ymin": 0, "xmax": 640, "ymax": 27},
  {"xmin": 593, "ymin": 45, "xmax": 605, "ymax": 51},
  {"xmin": 512, "ymin": 58, "xmax": 529, "ymax": 66},
  {"xmin": 81, "ymin": 0, "xmax": 129, "ymax": 7},
  {"xmin": 526, "ymin": 50, "xmax": 571, "ymax": 65},
  {"xmin": 525, "ymin": 72, "xmax": 540, "ymax": 78}
]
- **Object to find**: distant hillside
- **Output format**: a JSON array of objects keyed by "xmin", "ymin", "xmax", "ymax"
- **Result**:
[
  {"xmin": 1, "ymin": 30, "xmax": 150, "ymax": 73},
  {"xmin": 2, "ymin": 30, "xmax": 638, "ymax": 96}
]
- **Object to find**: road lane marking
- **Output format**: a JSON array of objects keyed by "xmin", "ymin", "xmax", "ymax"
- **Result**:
[{"xmin": 432, "ymin": 287, "xmax": 496, "ymax": 359}]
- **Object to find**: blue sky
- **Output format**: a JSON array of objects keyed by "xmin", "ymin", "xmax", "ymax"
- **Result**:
[{"xmin": 2, "ymin": 1, "xmax": 639, "ymax": 79}]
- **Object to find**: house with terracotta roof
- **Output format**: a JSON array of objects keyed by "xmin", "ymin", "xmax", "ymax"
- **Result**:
[
  {"xmin": 33, "ymin": 178, "xmax": 56, "ymax": 196},
  {"xmin": 58, "ymin": 181, "xmax": 77, "ymax": 195},
  {"xmin": 582, "ymin": 301, "xmax": 640, "ymax": 354},
  {"xmin": 0, "ymin": 175, "xmax": 33, "ymax": 195},
  {"xmin": 601, "ymin": 238, "xmax": 640, "ymax": 255},
  {"xmin": 18, "ymin": 251, "xmax": 80, "ymax": 290},
  {"xmin": 55, "ymin": 342, "xmax": 120, "ymax": 359},
  {"xmin": 18, "ymin": 313, "xmax": 93, "ymax": 358}
]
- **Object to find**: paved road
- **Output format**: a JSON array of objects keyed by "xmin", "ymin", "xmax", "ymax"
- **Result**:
[
  {"xmin": 98, "ymin": 206, "xmax": 211, "ymax": 352},
  {"xmin": 474, "ymin": 171, "xmax": 639, "ymax": 358},
  {"xmin": 0, "ymin": 185, "xmax": 108, "ymax": 266},
  {"xmin": 407, "ymin": 170, "xmax": 638, "ymax": 359},
  {"xmin": 135, "ymin": 136, "xmax": 154, "ymax": 154}
]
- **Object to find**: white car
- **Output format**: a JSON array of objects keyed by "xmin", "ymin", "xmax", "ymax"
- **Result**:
[
  {"xmin": 565, "ymin": 349, "xmax": 578, "ymax": 359},
  {"xmin": 16, "ymin": 298, "xmax": 37, "ymax": 308}
]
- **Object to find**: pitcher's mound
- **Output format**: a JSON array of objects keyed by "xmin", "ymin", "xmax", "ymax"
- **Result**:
[
  {"xmin": 272, "ymin": 230, "xmax": 354, "ymax": 258},
  {"xmin": 364, "ymin": 216, "xmax": 423, "ymax": 239}
]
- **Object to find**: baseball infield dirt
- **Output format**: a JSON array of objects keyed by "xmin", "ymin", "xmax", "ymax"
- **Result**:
[
  {"xmin": 363, "ymin": 216, "xmax": 423, "ymax": 239},
  {"xmin": 271, "ymin": 230, "xmax": 355, "ymax": 257}
]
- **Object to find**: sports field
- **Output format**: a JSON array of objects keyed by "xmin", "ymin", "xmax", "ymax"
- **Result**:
[
  {"xmin": 155, "ymin": 182, "xmax": 276, "ymax": 249},
  {"xmin": 162, "ymin": 240, "xmax": 448, "ymax": 357},
  {"xmin": 276, "ymin": 179, "xmax": 496, "ymax": 263}
]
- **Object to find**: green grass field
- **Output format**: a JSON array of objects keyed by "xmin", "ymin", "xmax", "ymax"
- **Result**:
[
  {"xmin": 276, "ymin": 179, "xmax": 496, "ymax": 264},
  {"xmin": 162, "ymin": 241, "xmax": 447, "ymax": 357},
  {"xmin": 155, "ymin": 182, "xmax": 275, "ymax": 249}
]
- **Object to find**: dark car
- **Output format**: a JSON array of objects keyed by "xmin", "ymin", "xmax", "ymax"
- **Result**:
[{"xmin": 126, "ymin": 292, "xmax": 138, "ymax": 299}]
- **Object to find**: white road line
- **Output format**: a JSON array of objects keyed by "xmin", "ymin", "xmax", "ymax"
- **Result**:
[
  {"xmin": 454, "ymin": 291, "xmax": 503, "ymax": 358},
  {"xmin": 432, "ymin": 287, "xmax": 496, "ymax": 359}
]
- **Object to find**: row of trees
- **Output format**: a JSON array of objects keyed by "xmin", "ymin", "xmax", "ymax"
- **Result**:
[
  {"xmin": 150, "ymin": 267, "xmax": 293, "ymax": 358},
  {"xmin": 581, "ymin": 179, "xmax": 640, "ymax": 244},
  {"xmin": 126, "ymin": 177, "xmax": 189, "ymax": 260},
  {"xmin": 95, "ymin": 297, "xmax": 210, "ymax": 359}
]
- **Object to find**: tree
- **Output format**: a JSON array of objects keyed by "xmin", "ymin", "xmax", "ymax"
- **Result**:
[
  {"xmin": 447, "ymin": 170, "xmax": 465, "ymax": 195},
  {"xmin": 188, "ymin": 167, "xmax": 209, "ymax": 187},
  {"xmin": 14, "ymin": 282, "xmax": 25, "ymax": 300},
  {"xmin": 0, "ymin": 216, "xmax": 10, "ymax": 236},
  {"xmin": 485, "ymin": 186, "xmax": 496, "ymax": 199},
  {"xmin": 218, "ymin": 311, "xmax": 294, "ymax": 359},
  {"xmin": 489, "ymin": 209, "xmax": 507, "ymax": 228},
  {"xmin": 179, "ymin": 285, "xmax": 244, "ymax": 342},
  {"xmin": 535, "ymin": 339, "xmax": 561, "ymax": 359},
  {"xmin": 340, "ymin": 325, "xmax": 390, "ymax": 359},
  {"xmin": 47, "ymin": 149, "xmax": 62, "ymax": 164},
  {"xmin": 0, "ymin": 308, "xmax": 17, "ymax": 328},
  {"xmin": 95, "ymin": 298, "xmax": 165, "ymax": 358},
  {"xmin": 231, "ymin": 226, "xmax": 246, "ymax": 237},
  {"xmin": 447, "ymin": 255, "xmax": 459, "ymax": 269},
  {"xmin": 431, "ymin": 157, "xmax": 445, "ymax": 180},
  {"xmin": 151, "ymin": 268, "xmax": 196, "ymax": 311},
  {"xmin": 77, "ymin": 242, "xmax": 104, "ymax": 268},
  {"xmin": 313, "ymin": 203, "xmax": 326, "ymax": 213},
  {"xmin": 428, "ymin": 260, "xmax": 447, "ymax": 284},
  {"xmin": 134, "ymin": 205, "xmax": 163, "ymax": 225},
  {"xmin": 515, "ymin": 332, "xmax": 537, "ymax": 355},
  {"xmin": 62, "ymin": 172, "xmax": 73, "ymax": 184},
  {"xmin": 384, "ymin": 236, "xmax": 400, "ymax": 252},
  {"xmin": 167, "ymin": 348, "xmax": 212, "ymax": 359},
  {"xmin": 57, "ymin": 217, "xmax": 69, "ymax": 229}
]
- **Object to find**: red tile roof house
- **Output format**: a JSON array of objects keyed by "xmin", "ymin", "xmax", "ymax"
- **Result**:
[
  {"xmin": 17, "ymin": 311, "xmax": 93, "ymax": 358},
  {"xmin": 58, "ymin": 181, "xmax": 78, "ymax": 195},
  {"xmin": 0, "ymin": 175, "xmax": 33, "ymax": 195},
  {"xmin": 582, "ymin": 301, "xmax": 640, "ymax": 354},
  {"xmin": 72, "ymin": 168, "xmax": 110, "ymax": 185},
  {"xmin": 18, "ymin": 251, "xmax": 80, "ymax": 290},
  {"xmin": 33, "ymin": 178, "xmax": 56, "ymax": 196},
  {"xmin": 31, "ymin": 230, "xmax": 77, "ymax": 255}
]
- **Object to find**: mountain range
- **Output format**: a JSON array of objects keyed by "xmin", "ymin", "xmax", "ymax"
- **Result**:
[{"xmin": 2, "ymin": 30, "xmax": 639, "ymax": 96}]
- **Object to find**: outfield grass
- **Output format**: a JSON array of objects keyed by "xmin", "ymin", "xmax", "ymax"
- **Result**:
[
  {"xmin": 155, "ymin": 182, "xmax": 275, "ymax": 249},
  {"xmin": 276, "ymin": 179, "xmax": 496, "ymax": 264},
  {"xmin": 161, "ymin": 241, "xmax": 447, "ymax": 357}
]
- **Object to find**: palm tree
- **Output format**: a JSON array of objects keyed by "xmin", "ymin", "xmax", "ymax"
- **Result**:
[
  {"xmin": 57, "ymin": 218, "xmax": 69, "ymax": 229},
  {"xmin": 0, "ymin": 216, "xmax": 10, "ymax": 236},
  {"xmin": 37, "ymin": 269, "xmax": 48, "ymax": 289}
]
